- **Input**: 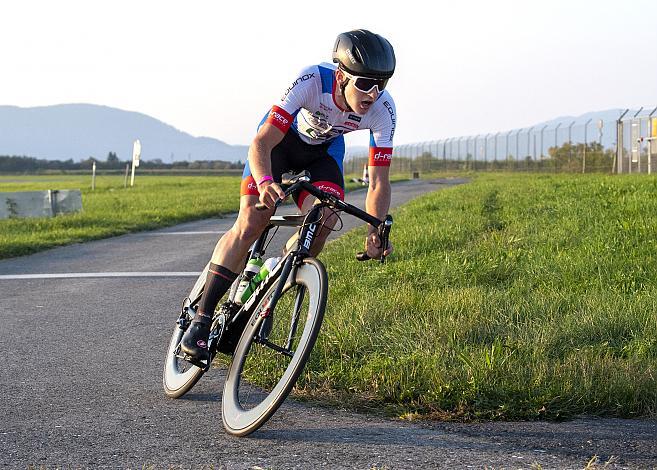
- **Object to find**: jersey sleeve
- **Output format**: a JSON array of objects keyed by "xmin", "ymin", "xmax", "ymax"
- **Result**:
[
  {"xmin": 265, "ymin": 65, "xmax": 318, "ymax": 134},
  {"xmin": 368, "ymin": 94, "xmax": 397, "ymax": 167}
]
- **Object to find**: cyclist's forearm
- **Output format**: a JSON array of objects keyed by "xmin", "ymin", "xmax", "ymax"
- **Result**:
[
  {"xmin": 365, "ymin": 182, "xmax": 391, "ymax": 233},
  {"xmin": 248, "ymin": 137, "xmax": 276, "ymax": 184},
  {"xmin": 248, "ymin": 124, "xmax": 285, "ymax": 184}
]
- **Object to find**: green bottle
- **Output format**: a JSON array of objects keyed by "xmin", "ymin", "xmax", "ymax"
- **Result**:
[
  {"xmin": 234, "ymin": 258, "xmax": 263, "ymax": 305},
  {"xmin": 239, "ymin": 257, "xmax": 280, "ymax": 304}
]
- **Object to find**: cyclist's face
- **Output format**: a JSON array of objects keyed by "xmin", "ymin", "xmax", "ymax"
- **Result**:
[{"xmin": 337, "ymin": 70, "xmax": 378, "ymax": 115}]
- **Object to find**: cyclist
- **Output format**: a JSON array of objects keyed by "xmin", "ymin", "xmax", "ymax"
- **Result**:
[{"xmin": 180, "ymin": 29, "xmax": 397, "ymax": 362}]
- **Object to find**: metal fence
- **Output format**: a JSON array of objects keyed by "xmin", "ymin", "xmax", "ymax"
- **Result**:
[{"xmin": 344, "ymin": 106, "xmax": 657, "ymax": 175}]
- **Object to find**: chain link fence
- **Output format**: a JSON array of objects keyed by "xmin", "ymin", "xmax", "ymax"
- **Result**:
[{"xmin": 345, "ymin": 107, "xmax": 657, "ymax": 176}]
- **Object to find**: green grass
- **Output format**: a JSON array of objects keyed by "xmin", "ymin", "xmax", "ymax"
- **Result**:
[
  {"xmin": 0, "ymin": 175, "xmax": 241, "ymax": 258},
  {"xmin": 0, "ymin": 173, "xmax": 410, "ymax": 259},
  {"xmin": 286, "ymin": 172, "xmax": 657, "ymax": 420}
]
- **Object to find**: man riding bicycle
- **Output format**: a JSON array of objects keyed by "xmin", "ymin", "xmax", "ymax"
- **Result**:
[{"xmin": 180, "ymin": 29, "xmax": 397, "ymax": 362}]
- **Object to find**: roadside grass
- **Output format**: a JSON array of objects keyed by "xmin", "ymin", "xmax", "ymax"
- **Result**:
[
  {"xmin": 285, "ymin": 172, "xmax": 657, "ymax": 420},
  {"xmin": 0, "ymin": 172, "xmax": 411, "ymax": 260},
  {"xmin": 0, "ymin": 175, "xmax": 241, "ymax": 259}
]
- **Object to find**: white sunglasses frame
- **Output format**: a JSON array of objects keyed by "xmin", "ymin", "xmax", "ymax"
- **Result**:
[{"xmin": 341, "ymin": 70, "xmax": 388, "ymax": 94}]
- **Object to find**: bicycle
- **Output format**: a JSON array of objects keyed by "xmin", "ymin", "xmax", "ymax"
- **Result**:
[{"xmin": 162, "ymin": 170, "xmax": 393, "ymax": 436}]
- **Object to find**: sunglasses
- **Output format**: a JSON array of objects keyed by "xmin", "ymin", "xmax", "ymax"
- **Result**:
[{"xmin": 342, "ymin": 71, "xmax": 388, "ymax": 94}]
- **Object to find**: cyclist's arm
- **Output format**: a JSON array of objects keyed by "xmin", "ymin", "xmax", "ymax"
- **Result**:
[
  {"xmin": 365, "ymin": 164, "xmax": 393, "ymax": 258},
  {"xmin": 248, "ymin": 122, "xmax": 286, "ymax": 205}
]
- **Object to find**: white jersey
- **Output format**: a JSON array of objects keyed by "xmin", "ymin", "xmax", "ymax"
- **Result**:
[{"xmin": 264, "ymin": 63, "xmax": 396, "ymax": 166}]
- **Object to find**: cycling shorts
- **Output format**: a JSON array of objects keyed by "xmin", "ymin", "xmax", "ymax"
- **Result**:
[{"xmin": 241, "ymin": 130, "xmax": 345, "ymax": 209}]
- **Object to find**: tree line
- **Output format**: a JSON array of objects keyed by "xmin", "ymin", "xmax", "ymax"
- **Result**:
[{"xmin": 0, "ymin": 152, "xmax": 244, "ymax": 173}]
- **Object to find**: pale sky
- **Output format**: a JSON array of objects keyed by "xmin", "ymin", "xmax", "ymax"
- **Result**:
[{"xmin": 1, "ymin": 0, "xmax": 656, "ymax": 149}]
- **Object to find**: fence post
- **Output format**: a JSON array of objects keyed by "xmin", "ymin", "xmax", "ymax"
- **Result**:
[{"xmin": 583, "ymin": 118, "xmax": 592, "ymax": 173}]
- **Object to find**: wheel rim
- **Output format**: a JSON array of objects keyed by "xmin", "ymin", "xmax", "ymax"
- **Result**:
[
  {"xmin": 162, "ymin": 262, "xmax": 209, "ymax": 393},
  {"xmin": 163, "ymin": 319, "xmax": 203, "ymax": 391},
  {"xmin": 223, "ymin": 261, "xmax": 324, "ymax": 432}
]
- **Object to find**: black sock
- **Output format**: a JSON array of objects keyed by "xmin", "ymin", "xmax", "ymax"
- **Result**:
[{"xmin": 196, "ymin": 263, "xmax": 238, "ymax": 325}]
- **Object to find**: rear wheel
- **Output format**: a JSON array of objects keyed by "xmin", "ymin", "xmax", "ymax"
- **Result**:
[{"xmin": 222, "ymin": 257, "xmax": 328, "ymax": 436}]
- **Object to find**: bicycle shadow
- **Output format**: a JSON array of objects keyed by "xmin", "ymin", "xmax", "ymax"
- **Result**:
[
  {"xmin": 252, "ymin": 425, "xmax": 452, "ymax": 448},
  {"xmin": 250, "ymin": 418, "xmax": 657, "ymax": 464}
]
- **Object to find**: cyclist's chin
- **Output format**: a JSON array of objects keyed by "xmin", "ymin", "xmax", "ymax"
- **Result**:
[{"xmin": 353, "ymin": 100, "xmax": 374, "ymax": 115}]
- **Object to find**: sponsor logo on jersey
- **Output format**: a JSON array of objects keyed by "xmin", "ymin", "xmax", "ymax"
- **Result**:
[
  {"xmin": 343, "ymin": 121, "xmax": 359, "ymax": 129},
  {"xmin": 319, "ymin": 103, "xmax": 332, "ymax": 112},
  {"xmin": 282, "ymin": 72, "xmax": 316, "ymax": 98},
  {"xmin": 314, "ymin": 110, "xmax": 329, "ymax": 120},
  {"xmin": 383, "ymin": 100, "xmax": 396, "ymax": 142},
  {"xmin": 270, "ymin": 110, "xmax": 289, "ymax": 126},
  {"xmin": 348, "ymin": 114, "xmax": 362, "ymax": 122},
  {"xmin": 316, "ymin": 184, "xmax": 343, "ymax": 198},
  {"xmin": 247, "ymin": 181, "xmax": 258, "ymax": 191},
  {"xmin": 373, "ymin": 151, "xmax": 392, "ymax": 162}
]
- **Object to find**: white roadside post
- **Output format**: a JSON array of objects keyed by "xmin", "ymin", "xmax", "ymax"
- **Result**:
[
  {"xmin": 130, "ymin": 139, "xmax": 141, "ymax": 187},
  {"xmin": 92, "ymin": 161, "xmax": 96, "ymax": 190}
]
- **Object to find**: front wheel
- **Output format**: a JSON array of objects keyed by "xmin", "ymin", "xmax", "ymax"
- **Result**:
[
  {"xmin": 222, "ymin": 257, "xmax": 328, "ymax": 436},
  {"xmin": 162, "ymin": 263, "xmax": 209, "ymax": 398}
]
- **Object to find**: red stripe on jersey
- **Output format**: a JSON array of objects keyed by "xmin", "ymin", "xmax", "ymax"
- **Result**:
[
  {"xmin": 266, "ymin": 105, "xmax": 293, "ymax": 133},
  {"xmin": 240, "ymin": 175, "xmax": 260, "ymax": 197},
  {"xmin": 369, "ymin": 147, "xmax": 393, "ymax": 167},
  {"xmin": 297, "ymin": 181, "xmax": 345, "ymax": 208},
  {"xmin": 332, "ymin": 80, "xmax": 348, "ymax": 112}
]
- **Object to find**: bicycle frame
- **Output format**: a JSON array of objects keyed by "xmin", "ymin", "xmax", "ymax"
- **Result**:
[{"xmin": 226, "ymin": 177, "xmax": 390, "ymax": 335}]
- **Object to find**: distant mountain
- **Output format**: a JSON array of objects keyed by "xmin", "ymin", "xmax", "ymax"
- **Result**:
[{"xmin": 0, "ymin": 104, "xmax": 248, "ymax": 162}]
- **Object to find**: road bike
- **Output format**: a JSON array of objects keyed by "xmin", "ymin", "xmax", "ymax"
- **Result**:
[{"xmin": 162, "ymin": 170, "xmax": 392, "ymax": 436}]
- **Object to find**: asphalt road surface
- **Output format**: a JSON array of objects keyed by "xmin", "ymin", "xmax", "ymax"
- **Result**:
[{"xmin": 1, "ymin": 178, "xmax": 655, "ymax": 469}]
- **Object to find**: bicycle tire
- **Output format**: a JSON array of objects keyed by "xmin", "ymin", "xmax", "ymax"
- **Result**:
[
  {"xmin": 222, "ymin": 257, "xmax": 328, "ymax": 436},
  {"xmin": 162, "ymin": 263, "xmax": 209, "ymax": 398}
]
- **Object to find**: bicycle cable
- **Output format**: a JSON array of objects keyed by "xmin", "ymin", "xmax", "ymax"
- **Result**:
[{"xmin": 262, "ymin": 226, "xmax": 280, "ymax": 254}]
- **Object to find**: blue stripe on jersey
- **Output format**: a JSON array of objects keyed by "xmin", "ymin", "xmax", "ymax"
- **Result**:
[
  {"xmin": 318, "ymin": 65, "xmax": 334, "ymax": 94},
  {"xmin": 369, "ymin": 130, "xmax": 376, "ymax": 148},
  {"xmin": 327, "ymin": 135, "xmax": 345, "ymax": 173}
]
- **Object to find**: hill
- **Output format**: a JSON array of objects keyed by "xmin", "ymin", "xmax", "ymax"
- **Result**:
[{"xmin": 0, "ymin": 104, "xmax": 248, "ymax": 162}]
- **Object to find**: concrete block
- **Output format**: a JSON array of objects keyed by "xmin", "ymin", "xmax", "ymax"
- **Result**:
[{"xmin": 0, "ymin": 190, "xmax": 83, "ymax": 219}]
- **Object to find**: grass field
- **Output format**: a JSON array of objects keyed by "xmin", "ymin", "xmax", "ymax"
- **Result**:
[
  {"xmin": 0, "ymin": 174, "xmax": 242, "ymax": 259},
  {"xmin": 3, "ymin": 171, "xmax": 655, "ymax": 421},
  {"xmin": 288, "ymin": 172, "xmax": 657, "ymax": 420},
  {"xmin": 0, "ymin": 173, "xmax": 388, "ymax": 259}
]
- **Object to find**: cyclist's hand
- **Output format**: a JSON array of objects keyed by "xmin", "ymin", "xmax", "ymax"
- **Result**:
[
  {"xmin": 258, "ymin": 181, "xmax": 286, "ymax": 209},
  {"xmin": 365, "ymin": 232, "xmax": 393, "ymax": 260}
]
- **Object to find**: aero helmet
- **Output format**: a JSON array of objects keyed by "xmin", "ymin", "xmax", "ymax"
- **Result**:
[{"xmin": 332, "ymin": 29, "xmax": 396, "ymax": 79}]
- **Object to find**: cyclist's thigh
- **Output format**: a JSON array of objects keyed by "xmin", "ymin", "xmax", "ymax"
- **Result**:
[{"xmin": 294, "ymin": 155, "xmax": 345, "ymax": 209}]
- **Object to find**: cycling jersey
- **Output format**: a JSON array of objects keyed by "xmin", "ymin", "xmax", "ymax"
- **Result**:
[
  {"xmin": 241, "ymin": 62, "xmax": 397, "ymax": 205},
  {"xmin": 266, "ymin": 62, "xmax": 396, "ymax": 167}
]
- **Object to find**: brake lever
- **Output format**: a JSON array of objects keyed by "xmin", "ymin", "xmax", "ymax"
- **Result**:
[
  {"xmin": 378, "ymin": 215, "xmax": 393, "ymax": 264},
  {"xmin": 355, "ymin": 215, "xmax": 393, "ymax": 263}
]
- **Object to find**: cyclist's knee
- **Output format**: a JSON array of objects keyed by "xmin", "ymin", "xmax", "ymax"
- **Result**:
[{"xmin": 231, "ymin": 198, "xmax": 271, "ymax": 242}]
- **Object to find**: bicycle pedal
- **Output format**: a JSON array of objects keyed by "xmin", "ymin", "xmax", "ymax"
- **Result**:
[{"xmin": 175, "ymin": 352, "xmax": 210, "ymax": 371}]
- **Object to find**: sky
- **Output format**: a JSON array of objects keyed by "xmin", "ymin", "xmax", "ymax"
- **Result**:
[{"xmin": 1, "ymin": 0, "xmax": 656, "ymax": 149}]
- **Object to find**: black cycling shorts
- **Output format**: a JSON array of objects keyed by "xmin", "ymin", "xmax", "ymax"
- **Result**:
[{"xmin": 241, "ymin": 130, "xmax": 345, "ymax": 208}]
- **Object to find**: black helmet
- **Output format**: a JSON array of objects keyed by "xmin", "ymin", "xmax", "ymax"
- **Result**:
[{"xmin": 332, "ymin": 29, "xmax": 395, "ymax": 79}]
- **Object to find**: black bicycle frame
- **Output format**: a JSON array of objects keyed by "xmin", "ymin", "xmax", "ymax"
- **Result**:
[{"xmin": 226, "ymin": 175, "xmax": 392, "ymax": 336}]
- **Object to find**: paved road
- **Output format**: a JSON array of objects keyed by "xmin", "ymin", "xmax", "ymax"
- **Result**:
[{"xmin": 1, "ymin": 178, "xmax": 655, "ymax": 469}]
